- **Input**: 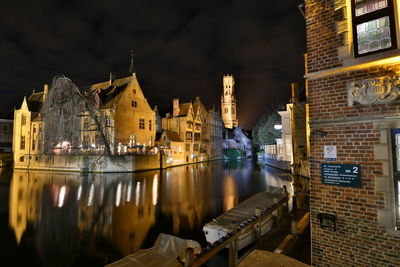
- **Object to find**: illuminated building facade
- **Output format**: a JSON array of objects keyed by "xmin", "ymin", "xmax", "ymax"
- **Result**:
[
  {"xmin": 221, "ymin": 74, "xmax": 238, "ymax": 129},
  {"xmin": 13, "ymin": 67, "xmax": 156, "ymax": 168},
  {"xmin": 161, "ymin": 97, "xmax": 223, "ymax": 163},
  {"xmin": 305, "ymin": 0, "xmax": 400, "ymax": 265}
]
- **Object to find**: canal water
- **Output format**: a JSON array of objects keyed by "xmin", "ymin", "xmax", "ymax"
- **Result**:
[{"xmin": 0, "ymin": 160, "xmax": 309, "ymax": 267}]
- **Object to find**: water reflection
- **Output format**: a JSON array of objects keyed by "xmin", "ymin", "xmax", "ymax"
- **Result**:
[{"xmin": 5, "ymin": 160, "xmax": 308, "ymax": 266}]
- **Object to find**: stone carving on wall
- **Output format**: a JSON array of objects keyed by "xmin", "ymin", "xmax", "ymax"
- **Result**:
[{"xmin": 348, "ymin": 76, "xmax": 400, "ymax": 106}]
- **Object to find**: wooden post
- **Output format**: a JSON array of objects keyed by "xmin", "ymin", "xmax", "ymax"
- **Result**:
[
  {"xmin": 229, "ymin": 240, "xmax": 238, "ymax": 267},
  {"xmin": 184, "ymin": 248, "xmax": 195, "ymax": 267},
  {"xmin": 255, "ymin": 223, "xmax": 262, "ymax": 246}
]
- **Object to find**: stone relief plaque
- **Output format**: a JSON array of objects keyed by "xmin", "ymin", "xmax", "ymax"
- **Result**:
[{"xmin": 347, "ymin": 76, "xmax": 400, "ymax": 106}]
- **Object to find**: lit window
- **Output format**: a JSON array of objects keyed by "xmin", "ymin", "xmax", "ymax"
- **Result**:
[
  {"xmin": 130, "ymin": 134, "xmax": 135, "ymax": 144},
  {"xmin": 352, "ymin": 0, "xmax": 397, "ymax": 56},
  {"xmin": 185, "ymin": 132, "xmax": 192, "ymax": 141}
]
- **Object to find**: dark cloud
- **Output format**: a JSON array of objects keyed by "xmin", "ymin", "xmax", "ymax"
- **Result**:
[{"xmin": 0, "ymin": 0, "xmax": 306, "ymax": 128}]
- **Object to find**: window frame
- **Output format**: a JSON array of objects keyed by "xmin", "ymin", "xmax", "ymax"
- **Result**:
[
  {"xmin": 351, "ymin": 0, "xmax": 398, "ymax": 57},
  {"xmin": 139, "ymin": 119, "xmax": 145, "ymax": 130},
  {"xmin": 390, "ymin": 128, "xmax": 400, "ymax": 229}
]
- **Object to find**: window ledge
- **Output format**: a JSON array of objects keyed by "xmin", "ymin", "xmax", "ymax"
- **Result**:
[{"xmin": 305, "ymin": 50, "xmax": 400, "ymax": 80}]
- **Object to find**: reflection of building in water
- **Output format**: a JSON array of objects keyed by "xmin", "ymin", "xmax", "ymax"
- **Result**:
[
  {"xmin": 223, "ymin": 175, "xmax": 238, "ymax": 211},
  {"xmin": 160, "ymin": 164, "xmax": 215, "ymax": 234},
  {"xmin": 111, "ymin": 173, "xmax": 158, "ymax": 254},
  {"xmin": 8, "ymin": 170, "xmax": 159, "ymax": 257}
]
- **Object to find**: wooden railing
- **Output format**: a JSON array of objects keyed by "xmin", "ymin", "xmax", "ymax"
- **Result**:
[{"xmin": 184, "ymin": 194, "xmax": 290, "ymax": 267}]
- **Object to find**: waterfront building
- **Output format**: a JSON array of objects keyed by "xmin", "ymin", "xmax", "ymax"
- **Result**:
[
  {"xmin": 263, "ymin": 84, "xmax": 309, "ymax": 177},
  {"xmin": 305, "ymin": 0, "xmax": 400, "ymax": 265},
  {"xmin": 162, "ymin": 99, "xmax": 202, "ymax": 163},
  {"xmin": 161, "ymin": 97, "xmax": 224, "ymax": 163},
  {"xmin": 222, "ymin": 126, "xmax": 253, "ymax": 159},
  {"xmin": 207, "ymin": 107, "xmax": 224, "ymax": 160},
  {"xmin": 13, "ymin": 58, "xmax": 156, "ymax": 168},
  {"xmin": 221, "ymin": 74, "xmax": 238, "ymax": 129},
  {"xmin": 0, "ymin": 119, "xmax": 13, "ymax": 152},
  {"xmin": 158, "ymin": 130, "xmax": 185, "ymax": 163},
  {"xmin": 193, "ymin": 97, "xmax": 224, "ymax": 160}
]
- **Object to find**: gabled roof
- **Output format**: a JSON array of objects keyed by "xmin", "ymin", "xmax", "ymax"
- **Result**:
[
  {"xmin": 164, "ymin": 130, "xmax": 182, "ymax": 142},
  {"xmin": 84, "ymin": 76, "xmax": 132, "ymax": 108},
  {"xmin": 178, "ymin": 103, "xmax": 191, "ymax": 116},
  {"xmin": 27, "ymin": 92, "xmax": 44, "ymax": 113},
  {"xmin": 193, "ymin": 97, "xmax": 206, "ymax": 115}
]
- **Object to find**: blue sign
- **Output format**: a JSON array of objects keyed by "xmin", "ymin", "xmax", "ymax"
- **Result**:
[{"xmin": 321, "ymin": 163, "xmax": 361, "ymax": 188}]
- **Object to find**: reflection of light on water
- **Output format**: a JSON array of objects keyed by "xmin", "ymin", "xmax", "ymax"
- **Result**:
[
  {"xmin": 223, "ymin": 175, "xmax": 238, "ymax": 211},
  {"xmin": 116, "ymin": 182, "xmax": 122, "ymax": 207},
  {"xmin": 135, "ymin": 182, "xmax": 140, "ymax": 206},
  {"xmin": 142, "ymin": 180, "xmax": 146, "ymax": 203},
  {"xmin": 99, "ymin": 186, "xmax": 104, "ymax": 205},
  {"xmin": 88, "ymin": 184, "xmax": 94, "ymax": 206},
  {"xmin": 77, "ymin": 185, "xmax": 82, "ymax": 201},
  {"xmin": 127, "ymin": 181, "xmax": 132, "ymax": 202},
  {"xmin": 152, "ymin": 174, "xmax": 158, "ymax": 205},
  {"xmin": 58, "ymin": 186, "xmax": 66, "ymax": 208}
]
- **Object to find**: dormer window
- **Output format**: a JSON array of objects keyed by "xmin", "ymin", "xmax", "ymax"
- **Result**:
[{"xmin": 352, "ymin": 0, "xmax": 397, "ymax": 57}]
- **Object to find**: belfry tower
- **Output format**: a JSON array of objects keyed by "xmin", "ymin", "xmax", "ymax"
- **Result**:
[{"xmin": 221, "ymin": 74, "xmax": 238, "ymax": 129}]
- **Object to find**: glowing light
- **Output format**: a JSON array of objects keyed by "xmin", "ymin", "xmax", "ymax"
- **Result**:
[
  {"xmin": 135, "ymin": 181, "xmax": 140, "ymax": 206},
  {"xmin": 274, "ymin": 124, "xmax": 282, "ymax": 130},
  {"xmin": 88, "ymin": 184, "xmax": 94, "ymax": 206},
  {"xmin": 58, "ymin": 186, "xmax": 66, "ymax": 208},
  {"xmin": 116, "ymin": 182, "xmax": 122, "ymax": 207},
  {"xmin": 152, "ymin": 174, "xmax": 158, "ymax": 205},
  {"xmin": 127, "ymin": 181, "xmax": 132, "ymax": 202},
  {"xmin": 77, "ymin": 185, "xmax": 82, "ymax": 200}
]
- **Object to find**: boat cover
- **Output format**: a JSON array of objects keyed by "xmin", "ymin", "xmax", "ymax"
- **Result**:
[
  {"xmin": 204, "ymin": 186, "xmax": 287, "ymax": 234},
  {"xmin": 106, "ymin": 233, "xmax": 201, "ymax": 267}
]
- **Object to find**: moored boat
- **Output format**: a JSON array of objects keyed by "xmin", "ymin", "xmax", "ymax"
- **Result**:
[{"xmin": 203, "ymin": 186, "xmax": 289, "ymax": 250}]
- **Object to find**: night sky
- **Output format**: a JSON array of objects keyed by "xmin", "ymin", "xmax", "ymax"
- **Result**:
[{"xmin": 0, "ymin": 0, "xmax": 306, "ymax": 129}]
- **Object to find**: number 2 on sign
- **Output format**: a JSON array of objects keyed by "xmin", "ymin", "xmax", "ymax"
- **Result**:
[{"xmin": 353, "ymin": 167, "xmax": 358, "ymax": 174}]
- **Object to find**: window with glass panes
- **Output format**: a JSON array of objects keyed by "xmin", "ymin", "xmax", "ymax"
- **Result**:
[
  {"xmin": 352, "ymin": 0, "xmax": 397, "ymax": 57},
  {"xmin": 391, "ymin": 129, "xmax": 400, "ymax": 228}
]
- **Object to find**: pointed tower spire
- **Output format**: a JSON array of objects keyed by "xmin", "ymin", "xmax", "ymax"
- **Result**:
[{"xmin": 129, "ymin": 49, "xmax": 135, "ymax": 75}]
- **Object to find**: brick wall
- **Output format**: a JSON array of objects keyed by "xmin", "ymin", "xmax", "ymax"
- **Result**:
[{"xmin": 306, "ymin": 0, "xmax": 400, "ymax": 266}]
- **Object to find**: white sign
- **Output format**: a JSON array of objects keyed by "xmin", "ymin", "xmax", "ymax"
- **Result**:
[{"xmin": 324, "ymin": 146, "xmax": 337, "ymax": 161}]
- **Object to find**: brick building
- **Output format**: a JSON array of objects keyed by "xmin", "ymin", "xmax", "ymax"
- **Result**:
[{"xmin": 305, "ymin": 0, "xmax": 400, "ymax": 266}]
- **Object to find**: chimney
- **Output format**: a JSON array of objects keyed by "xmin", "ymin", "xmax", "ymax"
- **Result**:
[
  {"xmin": 173, "ymin": 98, "xmax": 180, "ymax": 117},
  {"xmin": 291, "ymin": 83, "xmax": 299, "ymax": 104},
  {"xmin": 109, "ymin": 72, "xmax": 114, "ymax": 85}
]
